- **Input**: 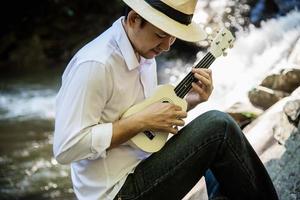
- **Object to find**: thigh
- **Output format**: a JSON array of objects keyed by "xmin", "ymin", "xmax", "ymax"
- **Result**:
[{"xmin": 115, "ymin": 110, "xmax": 228, "ymax": 200}]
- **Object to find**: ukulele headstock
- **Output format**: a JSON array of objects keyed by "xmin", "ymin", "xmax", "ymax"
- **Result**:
[{"xmin": 209, "ymin": 28, "xmax": 235, "ymax": 58}]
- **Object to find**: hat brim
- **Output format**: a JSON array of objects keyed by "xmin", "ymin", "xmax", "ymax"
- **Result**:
[{"xmin": 122, "ymin": 0, "xmax": 207, "ymax": 42}]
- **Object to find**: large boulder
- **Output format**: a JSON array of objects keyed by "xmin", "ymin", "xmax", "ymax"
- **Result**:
[
  {"xmin": 260, "ymin": 68, "xmax": 300, "ymax": 93},
  {"xmin": 248, "ymin": 86, "xmax": 289, "ymax": 110}
]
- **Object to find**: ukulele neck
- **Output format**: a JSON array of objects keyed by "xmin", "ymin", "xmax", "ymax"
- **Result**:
[{"xmin": 174, "ymin": 52, "xmax": 215, "ymax": 98}]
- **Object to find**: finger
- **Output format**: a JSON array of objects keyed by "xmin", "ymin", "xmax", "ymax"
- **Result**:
[
  {"xmin": 191, "ymin": 82, "xmax": 205, "ymax": 95},
  {"xmin": 169, "ymin": 126, "xmax": 179, "ymax": 134},
  {"xmin": 192, "ymin": 69, "xmax": 213, "ymax": 88},
  {"xmin": 172, "ymin": 104, "xmax": 183, "ymax": 111},
  {"xmin": 193, "ymin": 73, "xmax": 211, "ymax": 87},
  {"xmin": 192, "ymin": 68, "xmax": 212, "ymax": 75},
  {"xmin": 175, "ymin": 111, "xmax": 187, "ymax": 119},
  {"xmin": 173, "ymin": 119, "xmax": 185, "ymax": 126},
  {"xmin": 192, "ymin": 68, "xmax": 212, "ymax": 79}
]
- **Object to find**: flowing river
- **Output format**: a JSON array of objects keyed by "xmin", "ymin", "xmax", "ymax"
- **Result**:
[{"xmin": 0, "ymin": 9, "xmax": 299, "ymax": 200}]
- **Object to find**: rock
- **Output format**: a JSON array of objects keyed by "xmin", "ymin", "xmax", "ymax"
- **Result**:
[
  {"xmin": 283, "ymin": 99, "xmax": 300, "ymax": 126},
  {"xmin": 244, "ymin": 86, "xmax": 300, "ymax": 154},
  {"xmin": 273, "ymin": 106, "xmax": 298, "ymax": 145},
  {"xmin": 248, "ymin": 86, "xmax": 289, "ymax": 110},
  {"xmin": 260, "ymin": 68, "xmax": 300, "ymax": 93},
  {"xmin": 261, "ymin": 130, "xmax": 300, "ymax": 200}
]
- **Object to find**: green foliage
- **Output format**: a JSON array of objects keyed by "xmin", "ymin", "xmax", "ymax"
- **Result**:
[
  {"xmin": 241, "ymin": 112, "xmax": 258, "ymax": 119},
  {"xmin": 0, "ymin": 0, "xmax": 125, "ymax": 73}
]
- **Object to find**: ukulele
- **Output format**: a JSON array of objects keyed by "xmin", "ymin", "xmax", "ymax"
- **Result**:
[{"xmin": 122, "ymin": 27, "xmax": 234, "ymax": 152}]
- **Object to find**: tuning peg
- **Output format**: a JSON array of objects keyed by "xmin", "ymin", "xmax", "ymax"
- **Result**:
[
  {"xmin": 223, "ymin": 52, "xmax": 228, "ymax": 56},
  {"xmin": 207, "ymin": 35, "xmax": 214, "ymax": 42},
  {"xmin": 229, "ymin": 44, "xmax": 234, "ymax": 49}
]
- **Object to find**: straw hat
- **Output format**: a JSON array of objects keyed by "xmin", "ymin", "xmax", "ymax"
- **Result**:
[{"xmin": 122, "ymin": 0, "xmax": 207, "ymax": 42}]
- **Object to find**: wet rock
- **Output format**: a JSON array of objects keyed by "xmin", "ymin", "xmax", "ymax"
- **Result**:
[
  {"xmin": 263, "ymin": 131, "xmax": 300, "ymax": 200},
  {"xmin": 260, "ymin": 68, "xmax": 300, "ymax": 93},
  {"xmin": 245, "ymin": 86, "xmax": 300, "ymax": 152},
  {"xmin": 248, "ymin": 86, "xmax": 289, "ymax": 110},
  {"xmin": 283, "ymin": 99, "xmax": 300, "ymax": 126},
  {"xmin": 273, "ymin": 107, "xmax": 298, "ymax": 145}
]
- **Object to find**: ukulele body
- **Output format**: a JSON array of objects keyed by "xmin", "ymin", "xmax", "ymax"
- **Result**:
[{"xmin": 121, "ymin": 84, "xmax": 187, "ymax": 153}]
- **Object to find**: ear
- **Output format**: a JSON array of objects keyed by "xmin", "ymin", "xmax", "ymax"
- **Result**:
[{"xmin": 126, "ymin": 10, "xmax": 142, "ymax": 27}]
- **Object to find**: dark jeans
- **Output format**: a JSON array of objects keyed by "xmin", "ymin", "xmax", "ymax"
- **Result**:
[
  {"xmin": 114, "ymin": 110, "xmax": 278, "ymax": 200},
  {"xmin": 205, "ymin": 169, "xmax": 222, "ymax": 199}
]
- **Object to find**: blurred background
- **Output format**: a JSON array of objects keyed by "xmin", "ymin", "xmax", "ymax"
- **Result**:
[{"xmin": 0, "ymin": 0, "xmax": 299, "ymax": 199}]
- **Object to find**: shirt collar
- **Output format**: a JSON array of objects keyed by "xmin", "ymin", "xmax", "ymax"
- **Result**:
[{"xmin": 113, "ymin": 17, "xmax": 140, "ymax": 71}]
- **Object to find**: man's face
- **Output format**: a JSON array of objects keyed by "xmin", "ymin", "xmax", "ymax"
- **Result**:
[{"xmin": 128, "ymin": 15, "xmax": 176, "ymax": 59}]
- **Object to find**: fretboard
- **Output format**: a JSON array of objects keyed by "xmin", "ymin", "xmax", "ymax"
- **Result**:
[{"xmin": 174, "ymin": 52, "xmax": 216, "ymax": 98}]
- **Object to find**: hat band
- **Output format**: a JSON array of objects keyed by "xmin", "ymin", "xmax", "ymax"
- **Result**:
[{"xmin": 145, "ymin": 0, "xmax": 193, "ymax": 25}]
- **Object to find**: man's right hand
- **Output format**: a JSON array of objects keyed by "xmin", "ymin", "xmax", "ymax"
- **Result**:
[
  {"xmin": 134, "ymin": 102, "xmax": 187, "ymax": 135},
  {"xmin": 111, "ymin": 102, "xmax": 187, "ymax": 148}
]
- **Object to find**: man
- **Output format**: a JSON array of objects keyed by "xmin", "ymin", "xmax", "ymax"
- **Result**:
[{"xmin": 53, "ymin": 0, "xmax": 279, "ymax": 199}]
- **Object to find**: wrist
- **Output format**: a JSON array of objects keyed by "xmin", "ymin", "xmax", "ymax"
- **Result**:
[{"xmin": 129, "ymin": 114, "xmax": 147, "ymax": 132}]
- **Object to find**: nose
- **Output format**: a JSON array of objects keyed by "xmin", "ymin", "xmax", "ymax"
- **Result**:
[{"xmin": 159, "ymin": 36, "xmax": 176, "ymax": 52}]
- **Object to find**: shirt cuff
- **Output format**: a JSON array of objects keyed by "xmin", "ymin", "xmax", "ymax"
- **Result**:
[{"xmin": 89, "ymin": 122, "xmax": 113, "ymax": 160}]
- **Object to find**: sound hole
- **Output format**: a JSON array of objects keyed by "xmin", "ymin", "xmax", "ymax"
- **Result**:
[{"xmin": 143, "ymin": 130, "xmax": 156, "ymax": 140}]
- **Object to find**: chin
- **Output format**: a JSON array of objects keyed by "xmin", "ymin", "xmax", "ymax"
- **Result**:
[
  {"xmin": 142, "ymin": 54, "xmax": 156, "ymax": 59},
  {"xmin": 144, "ymin": 51, "xmax": 159, "ymax": 59}
]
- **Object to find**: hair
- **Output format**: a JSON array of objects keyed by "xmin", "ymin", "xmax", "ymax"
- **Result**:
[{"xmin": 123, "ymin": 5, "xmax": 146, "ymax": 27}]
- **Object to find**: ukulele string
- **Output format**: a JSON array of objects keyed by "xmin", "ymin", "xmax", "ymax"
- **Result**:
[
  {"xmin": 175, "ymin": 53, "xmax": 215, "ymax": 98},
  {"xmin": 174, "ymin": 53, "xmax": 212, "ymax": 96},
  {"xmin": 177, "ymin": 56, "xmax": 214, "ymax": 98}
]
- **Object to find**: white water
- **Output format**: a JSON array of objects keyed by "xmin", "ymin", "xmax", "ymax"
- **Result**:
[
  {"xmin": 188, "ymin": 10, "xmax": 300, "ymax": 122},
  {"xmin": 0, "ymin": 87, "xmax": 56, "ymax": 120}
]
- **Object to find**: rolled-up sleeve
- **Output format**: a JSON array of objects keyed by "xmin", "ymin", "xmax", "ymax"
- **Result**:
[
  {"xmin": 90, "ymin": 122, "xmax": 113, "ymax": 159},
  {"xmin": 53, "ymin": 60, "xmax": 113, "ymax": 164}
]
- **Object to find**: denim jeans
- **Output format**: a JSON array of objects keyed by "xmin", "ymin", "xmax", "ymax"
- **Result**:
[
  {"xmin": 205, "ymin": 169, "xmax": 222, "ymax": 199},
  {"xmin": 114, "ymin": 110, "xmax": 278, "ymax": 200}
]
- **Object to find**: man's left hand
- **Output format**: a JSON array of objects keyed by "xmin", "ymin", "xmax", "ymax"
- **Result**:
[{"xmin": 185, "ymin": 68, "xmax": 214, "ymax": 111}]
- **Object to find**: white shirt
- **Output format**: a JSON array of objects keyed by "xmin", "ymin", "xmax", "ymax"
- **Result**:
[{"xmin": 53, "ymin": 17, "xmax": 157, "ymax": 200}]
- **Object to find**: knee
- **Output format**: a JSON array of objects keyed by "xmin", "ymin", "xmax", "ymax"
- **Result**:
[
  {"xmin": 198, "ymin": 110, "xmax": 235, "ymax": 126},
  {"xmin": 207, "ymin": 110, "xmax": 243, "ymax": 140},
  {"xmin": 194, "ymin": 110, "xmax": 240, "ymax": 137}
]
